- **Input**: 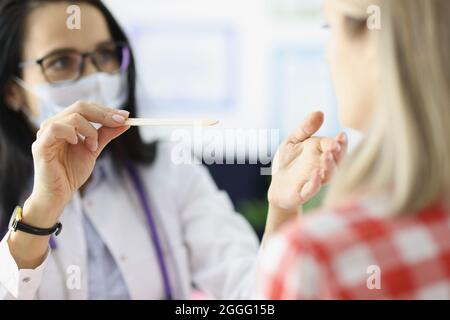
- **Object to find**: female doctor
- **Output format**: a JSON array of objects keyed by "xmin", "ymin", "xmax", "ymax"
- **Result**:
[{"xmin": 0, "ymin": 0, "xmax": 346, "ymax": 299}]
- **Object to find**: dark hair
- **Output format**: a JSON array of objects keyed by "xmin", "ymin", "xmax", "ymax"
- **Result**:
[{"xmin": 0, "ymin": 0, "xmax": 157, "ymax": 234}]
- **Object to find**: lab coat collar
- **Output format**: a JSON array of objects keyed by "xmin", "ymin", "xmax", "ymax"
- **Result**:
[
  {"xmin": 39, "ymin": 192, "xmax": 88, "ymax": 300},
  {"xmin": 81, "ymin": 158, "xmax": 164, "ymax": 299},
  {"xmin": 40, "ymin": 155, "xmax": 122, "ymax": 300}
]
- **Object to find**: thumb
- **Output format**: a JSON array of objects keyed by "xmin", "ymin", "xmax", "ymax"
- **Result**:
[
  {"xmin": 95, "ymin": 125, "xmax": 130, "ymax": 157},
  {"xmin": 291, "ymin": 111, "xmax": 324, "ymax": 143}
]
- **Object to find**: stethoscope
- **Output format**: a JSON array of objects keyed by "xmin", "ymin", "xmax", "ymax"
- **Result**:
[{"xmin": 48, "ymin": 162, "xmax": 174, "ymax": 300}]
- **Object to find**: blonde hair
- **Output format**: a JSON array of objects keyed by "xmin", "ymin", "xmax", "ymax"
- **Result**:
[{"xmin": 326, "ymin": 0, "xmax": 450, "ymax": 214}]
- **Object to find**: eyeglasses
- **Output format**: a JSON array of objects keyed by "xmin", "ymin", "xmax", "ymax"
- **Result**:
[{"xmin": 18, "ymin": 41, "xmax": 130, "ymax": 86}]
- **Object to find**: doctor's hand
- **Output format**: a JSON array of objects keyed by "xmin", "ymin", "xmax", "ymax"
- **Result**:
[
  {"xmin": 263, "ymin": 112, "xmax": 347, "ymax": 241},
  {"xmin": 24, "ymin": 101, "xmax": 130, "ymax": 229}
]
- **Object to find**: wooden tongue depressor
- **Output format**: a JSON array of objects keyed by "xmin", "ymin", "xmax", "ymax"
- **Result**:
[{"xmin": 124, "ymin": 118, "xmax": 219, "ymax": 127}]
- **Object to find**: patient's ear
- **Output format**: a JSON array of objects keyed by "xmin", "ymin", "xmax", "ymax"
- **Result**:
[{"xmin": 4, "ymin": 81, "xmax": 26, "ymax": 112}]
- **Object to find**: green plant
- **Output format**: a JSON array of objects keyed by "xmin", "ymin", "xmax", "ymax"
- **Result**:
[{"xmin": 237, "ymin": 187, "xmax": 328, "ymax": 238}]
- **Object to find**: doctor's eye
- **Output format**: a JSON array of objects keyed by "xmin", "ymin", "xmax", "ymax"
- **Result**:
[
  {"xmin": 42, "ymin": 52, "xmax": 83, "ymax": 83},
  {"xmin": 43, "ymin": 53, "xmax": 79, "ymax": 70},
  {"xmin": 97, "ymin": 48, "xmax": 117, "ymax": 62},
  {"xmin": 93, "ymin": 42, "xmax": 126, "ymax": 73}
]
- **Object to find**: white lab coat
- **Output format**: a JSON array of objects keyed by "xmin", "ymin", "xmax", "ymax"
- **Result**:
[{"xmin": 0, "ymin": 142, "xmax": 261, "ymax": 300}]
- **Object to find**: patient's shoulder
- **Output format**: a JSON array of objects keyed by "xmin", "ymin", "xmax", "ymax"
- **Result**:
[{"xmin": 280, "ymin": 198, "xmax": 450, "ymax": 261}]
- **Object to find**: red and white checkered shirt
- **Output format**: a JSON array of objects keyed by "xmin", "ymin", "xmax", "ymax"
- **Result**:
[{"xmin": 258, "ymin": 199, "xmax": 450, "ymax": 299}]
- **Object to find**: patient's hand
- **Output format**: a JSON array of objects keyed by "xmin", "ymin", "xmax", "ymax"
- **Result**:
[{"xmin": 268, "ymin": 112, "xmax": 347, "ymax": 211}]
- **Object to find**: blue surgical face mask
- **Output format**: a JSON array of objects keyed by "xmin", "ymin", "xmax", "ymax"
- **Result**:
[{"xmin": 14, "ymin": 72, "xmax": 128, "ymax": 127}]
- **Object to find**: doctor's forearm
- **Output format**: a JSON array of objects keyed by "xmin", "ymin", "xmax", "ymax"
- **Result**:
[
  {"xmin": 7, "ymin": 195, "xmax": 58, "ymax": 269},
  {"xmin": 262, "ymin": 205, "xmax": 301, "ymax": 246}
]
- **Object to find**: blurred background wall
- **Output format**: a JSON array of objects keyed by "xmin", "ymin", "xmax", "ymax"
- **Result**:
[{"xmin": 103, "ymin": 0, "xmax": 352, "ymax": 236}]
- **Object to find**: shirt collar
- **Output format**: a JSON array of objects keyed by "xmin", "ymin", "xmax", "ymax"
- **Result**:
[{"xmin": 85, "ymin": 153, "xmax": 115, "ymax": 194}]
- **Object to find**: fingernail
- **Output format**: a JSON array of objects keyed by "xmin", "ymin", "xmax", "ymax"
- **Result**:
[
  {"xmin": 338, "ymin": 132, "xmax": 347, "ymax": 143},
  {"xmin": 117, "ymin": 110, "xmax": 130, "ymax": 118},
  {"xmin": 112, "ymin": 114, "xmax": 126, "ymax": 123},
  {"xmin": 334, "ymin": 142, "xmax": 341, "ymax": 153}
]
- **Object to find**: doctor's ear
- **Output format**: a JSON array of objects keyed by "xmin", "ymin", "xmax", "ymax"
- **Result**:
[{"xmin": 3, "ymin": 81, "xmax": 26, "ymax": 112}]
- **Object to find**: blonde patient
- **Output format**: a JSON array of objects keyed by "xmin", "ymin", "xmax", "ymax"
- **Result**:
[{"xmin": 261, "ymin": 0, "xmax": 450, "ymax": 299}]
